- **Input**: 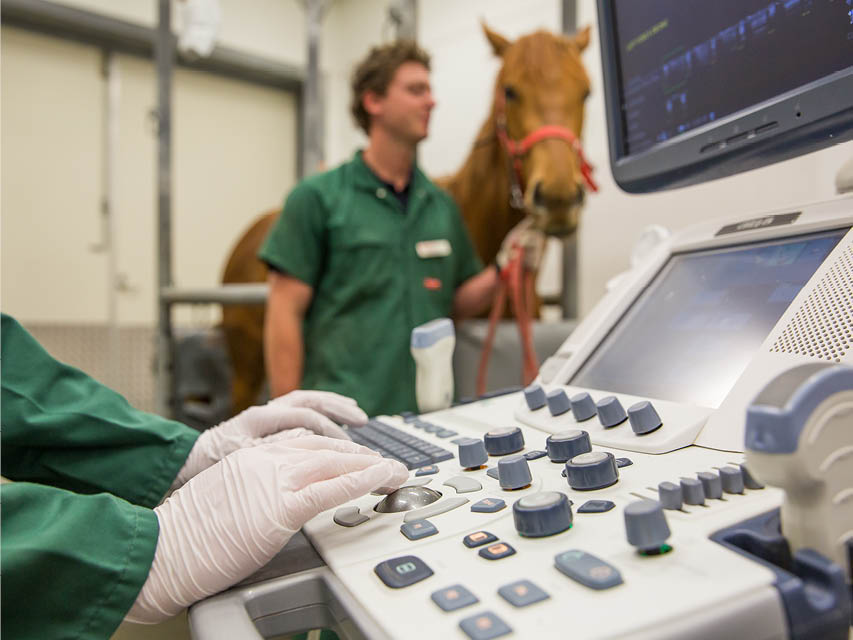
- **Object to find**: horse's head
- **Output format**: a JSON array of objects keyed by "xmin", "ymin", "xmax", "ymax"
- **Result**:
[{"xmin": 486, "ymin": 24, "xmax": 593, "ymax": 237}]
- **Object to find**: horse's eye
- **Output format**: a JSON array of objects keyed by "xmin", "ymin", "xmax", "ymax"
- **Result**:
[{"xmin": 504, "ymin": 86, "xmax": 519, "ymax": 102}]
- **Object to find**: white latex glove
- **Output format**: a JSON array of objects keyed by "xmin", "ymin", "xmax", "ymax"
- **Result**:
[
  {"xmin": 126, "ymin": 436, "xmax": 408, "ymax": 623},
  {"xmin": 495, "ymin": 217, "xmax": 547, "ymax": 272},
  {"xmin": 173, "ymin": 390, "xmax": 368, "ymax": 489}
]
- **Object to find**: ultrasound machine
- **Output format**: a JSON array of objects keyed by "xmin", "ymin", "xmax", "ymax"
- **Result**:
[{"xmin": 190, "ymin": 2, "xmax": 853, "ymax": 638}]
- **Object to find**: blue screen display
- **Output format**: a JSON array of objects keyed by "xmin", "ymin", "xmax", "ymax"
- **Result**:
[{"xmin": 612, "ymin": 0, "xmax": 853, "ymax": 155}]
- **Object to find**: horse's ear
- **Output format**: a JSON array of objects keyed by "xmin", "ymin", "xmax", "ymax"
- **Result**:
[
  {"xmin": 481, "ymin": 22, "xmax": 511, "ymax": 56},
  {"xmin": 571, "ymin": 25, "xmax": 591, "ymax": 52}
]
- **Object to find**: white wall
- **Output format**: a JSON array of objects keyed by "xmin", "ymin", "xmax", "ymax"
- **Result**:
[{"xmin": 1, "ymin": 26, "xmax": 297, "ymax": 326}]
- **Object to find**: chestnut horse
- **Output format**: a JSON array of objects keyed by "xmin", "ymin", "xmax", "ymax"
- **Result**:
[{"xmin": 220, "ymin": 24, "xmax": 593, "ymax": 415}]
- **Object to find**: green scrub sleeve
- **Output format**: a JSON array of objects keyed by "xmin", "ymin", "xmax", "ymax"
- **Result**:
[
  {"xmin": 1, "ymin": 482, "xmax": 160, "ymax": 640},
  {"xmin": 1, "ymin": 314, "xmax": 199, "ymax": 508},
  {"xmin": 258, "ymin": 182, "xmax": 328, "ymax": 288}
]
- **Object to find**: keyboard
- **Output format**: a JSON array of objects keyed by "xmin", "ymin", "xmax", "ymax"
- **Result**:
[{"xmin": 347, "ymin": 419, "xmax": 455, "ymax": 469}]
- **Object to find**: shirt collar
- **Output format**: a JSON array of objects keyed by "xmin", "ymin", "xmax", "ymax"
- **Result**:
[{"xmin": 352, "ymin": 149, "xmax": 431, "ymax": 196}]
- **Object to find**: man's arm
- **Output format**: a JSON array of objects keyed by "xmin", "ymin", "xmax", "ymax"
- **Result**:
[
  {"xmin": 452, "ymin": 265, "xmax": 499, "ymax": 320},
  {"xmin": 264, "ymin": 271, "xmax": 314, "ymax": 398}
]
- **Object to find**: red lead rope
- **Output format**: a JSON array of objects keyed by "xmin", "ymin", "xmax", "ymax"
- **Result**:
[{"xmin": 476, "ymin": 245, "xmax": 539, "ymax": 397}]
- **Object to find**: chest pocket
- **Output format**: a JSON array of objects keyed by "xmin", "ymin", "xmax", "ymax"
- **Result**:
[{"xmin": 323, "ymin": 205, "xmax": 401, "ymax": 299}]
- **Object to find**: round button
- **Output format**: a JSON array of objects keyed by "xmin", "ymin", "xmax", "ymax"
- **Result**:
[
  {"xmin": 458, "ymin": 438, "xmax": 488, "ymax": 469},
  {"xmin": 484, "ymin": 426, "xmax": 525, "ymax": 456},
  {"xmin": 680, "ymin": 477, "xmax": 705, "ymax": 505},
  {"xmin": 570, "ymin": 392, "xmax": 597, "ymax": 422},
  {"xmin": 597, "ymin": 396, "xmax": 627, "ymax": 428},
  {"xmin": 697, "ymin": 472, "xmax": 722, "ymax": 499},
  {"xmin": 497, "ymin": 455, "xmax": 532, "ymax": 490},
  {"xmin": 627, "ymin": 401, "xmax": 662, "ymax": 435},
  {"xmin": 524, "ymin": 384, "xmax": 547, "ymax": 411},
  {"xmin": 720, "ymin": 466, "xmax": 745, "ymax": 494},
  {"xmin": 658, "ymin": 481, "xmax": 683, "ymax": 510},
  {"xmin": 624, "ymin": 500, "xmax": 671, "ymax": 554},
  {"xmin": 513, "ymin": 491, "xmax": 573, "ymax": 537},
  {"xmin": 545, "ymin": 429, "xmax": 591, "ymax": 463},
  {"xmin": 565, "ymin": 451, "xmax": 619, "ymax": 490},
  {"xmin": 546, "ymin": 389, "xmax": 571, "ymax": 416}
]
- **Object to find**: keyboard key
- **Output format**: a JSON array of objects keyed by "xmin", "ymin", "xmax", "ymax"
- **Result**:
[{"xmin": 347, "ymin": 420, "xmax": 454, "ymax": 469}]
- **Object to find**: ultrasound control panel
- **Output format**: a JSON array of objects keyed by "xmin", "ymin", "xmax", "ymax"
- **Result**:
[{"xmin": 190, "ymin": 197, "xmax": 853, "ymax": 640}]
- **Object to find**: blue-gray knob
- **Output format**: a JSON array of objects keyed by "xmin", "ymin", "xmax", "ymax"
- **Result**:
[
  {"xmin": 546, "ymin": 389, "xmax": 571, "ymax": 416},
  {"xmin": 697, "ymin": 472, "xmax": 722, "ymax": 499},
  {"xmin": 546, "ymin": 429, "xmax": 591, "ymax": 463},
  {"xmin": 680, "ymin": 477, "xmax": 705, "ymax": 505},
  {"xmin": 720, "ymin": 466, "xmax": 744, "ymax": 494},
  {"xmin": 658, "ymin": 481, "xmax": 683, "ymax": 510},
  {"xmin": 484, "ymin": 427, "xmax": 525, "ymax": 456},
  {"xmin": 498, "ymin": 454, "xmax": 532, "ymax": 490},
  {"xmin": 458, "ymin": 438, "xmax": 488, "ymax": 469},
  {"xmin": 570, "ymin": 392, "xmax": 597, "ymax": 422},
  {"xmin": 513, "ymin": 491, "xmax": 573, "ymax": 537},
  {"xmin": 565, "ymin": 451, "xmax": 619, "ymax": 490},
  {"xmin": 624, "ymin": 500, "xmax": 671, "ymax": 553},
  {"xmin": 597, "ymin": 396, "xmax": 627, "ymax": 428},
  {"xmin": 627, "ymin": 401, "xmax": 662, "ymax": 435},
  {"xmin": 524, "ymin": 384, "xmax": 547, "ymax": 410}
]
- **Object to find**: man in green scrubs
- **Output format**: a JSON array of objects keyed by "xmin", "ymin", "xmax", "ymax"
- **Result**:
[
  {"xmin": 260, "ymin": 41, "xmax": 500, "ymax": 417},
  {"xmin": 1, "ymin": 313, "xmax": 406, "ymax": 639}
]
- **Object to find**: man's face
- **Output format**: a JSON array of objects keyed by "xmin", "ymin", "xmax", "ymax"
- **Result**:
[{"xmin": 367, "ymin": 61, "xmax": 435, "ymax": 144}]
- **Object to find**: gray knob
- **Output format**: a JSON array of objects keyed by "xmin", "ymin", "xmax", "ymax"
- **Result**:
[
  {"xmin": 680, "ymin": 477, "xmax": 705, "ymax": 505},
  {"xmin": 597, "ymin": 396, "xmax": 627, "ymax": 428},
  {"xmin": 570, "ymin": 392, "xmax": 597, "ymax": 422},
  {"xmin": 658, "ymin": 481, "xmax": 683, "ymax": 510},
  {"xmin": 697, "ymin": 472, "xmax": 722, "ymax": 499},
  {"xmin": 720, "ymin": 466, "xmax": 744, "ymax": 494},
  {"xmin": 740, "ymin": 463, "xmax": 765, "ymax": 490},
  {"xmin": 565, "ymin": 451, "xmax": 619, "ymax": 490},
  {"xmin": 546, "ymin": 429, "xmax": 591, "ymax": 463},
  {"xmin": 484, "ymin": 427, "xmax": 525, "ymax": 455},
  {"xmin": 513, "ymin": 491, "xmax": 573, "ymax": 537},
  {"xmin": 546, "ymin": 389, "xmax": 571, "ymax": 416},
  {"xmin": 498, "ymin": 454, "xmax": 532, "ymax": 490},
  {"xmin": 624, "ymin": 500, "xmax": 671, "ymax": 554},
  {"xmin": 627, "ymin": 401, "xmax": 662, "ymax": 435},
  {"xmin": 524, "ymin": 384, "xmax": 546, "ymax": 410},
  {"xmin": 458, "ymin": 438, "xmax": 488, "ymax": 469}
]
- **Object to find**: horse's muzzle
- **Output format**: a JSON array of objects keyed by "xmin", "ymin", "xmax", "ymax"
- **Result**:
[{"xmin": 530, "ymin": 182, "xmax": 585, "ymax": 236}]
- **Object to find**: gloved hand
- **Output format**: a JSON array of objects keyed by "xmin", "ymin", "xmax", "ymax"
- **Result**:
[
  {"xmin": 495, "ymin": 217, "xmax": 546, "ymax": 272},
  {"xmin": 126, "ymin": 436, "xmax": 408, "ymax": 623},
  {"xmin": 172, "ymin": 390, "xmax": 368, "ymax": 489}
]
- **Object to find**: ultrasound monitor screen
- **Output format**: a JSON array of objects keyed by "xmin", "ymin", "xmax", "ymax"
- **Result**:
[
  {"xmin": 570, "ymin": 229, "xmax": 847, "ymax": 408},
  {"xmin": 612, "ymin": 0, "xmax": 853, "ymax": 156}
]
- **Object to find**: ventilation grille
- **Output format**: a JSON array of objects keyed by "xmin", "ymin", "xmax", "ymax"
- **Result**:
[{"xmin": 770, "ymin": 241, "xmax": 852, "ymax": 362}]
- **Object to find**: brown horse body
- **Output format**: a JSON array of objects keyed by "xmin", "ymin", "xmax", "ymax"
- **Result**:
[{"xmin": 220, "ymin": 25, "xmax": 592, "ymax": 415}]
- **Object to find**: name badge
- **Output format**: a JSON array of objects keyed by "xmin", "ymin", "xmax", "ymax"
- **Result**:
[{"xmin": 416, "ymin": 239, "xmax": 452, "ymax": 259}]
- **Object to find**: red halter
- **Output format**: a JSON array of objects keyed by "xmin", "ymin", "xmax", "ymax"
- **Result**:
[{"xmin": 494, "ymin": 89, "xmax": 598, "ymax": 209}]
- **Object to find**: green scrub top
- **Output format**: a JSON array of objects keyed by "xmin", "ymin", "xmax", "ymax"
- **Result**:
[
  {"xmin": 1, "ymin": 314, "xmax": 199, "ymax": 640},
  {"xmin": 259, "ymin": 151, "xmax": 483, "ymax": 417}
]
